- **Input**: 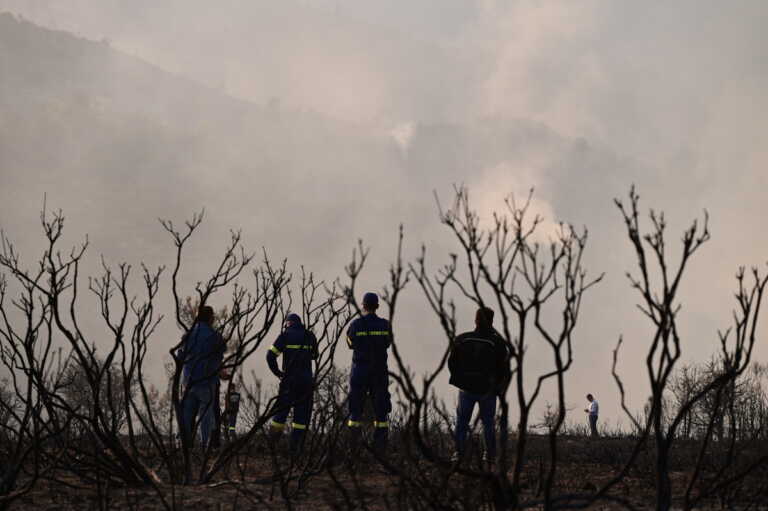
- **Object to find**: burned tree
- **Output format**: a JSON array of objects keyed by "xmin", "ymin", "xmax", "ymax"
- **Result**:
[
  {"xmin": 608, "ymin": 188, "xmax": 768, "ymax": 511},
  {"xmin": 344, "ymin": 186, "xmax": 602, "ymax": 510}
]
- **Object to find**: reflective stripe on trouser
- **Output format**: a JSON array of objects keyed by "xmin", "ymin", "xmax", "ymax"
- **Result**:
[
  {"xmin": 226, "ymin": 392, "xmax": 240, "ymax": 433},
  {"xmin": 271, "ymin": 377, "xmax": 313, "ymax": 441},
  {"xmin": 348, "ymin": 367, "xmax": 390, "ymax": 449}
]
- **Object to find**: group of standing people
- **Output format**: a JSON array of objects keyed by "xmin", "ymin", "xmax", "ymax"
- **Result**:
[
  {"xmin": 178, "ymin": 295, "xmax": 600, "ymax": 460},
  {"xmin": 266, "ymin": 292, "xmax": 393, "ymax": 455}
]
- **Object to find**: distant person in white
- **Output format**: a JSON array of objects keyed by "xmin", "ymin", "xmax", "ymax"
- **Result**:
[{"xmin": 584, "ymin": 394, "xmax": 599, "ymax": 438}]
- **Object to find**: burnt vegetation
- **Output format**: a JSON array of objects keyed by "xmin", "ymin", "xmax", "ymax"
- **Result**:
[{"xmin": 1, "ymin": 187, "xmax": 768, "ymax": 510}]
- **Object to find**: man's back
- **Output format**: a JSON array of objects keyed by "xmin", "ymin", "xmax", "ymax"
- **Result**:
[
  {"xmin": 273, "ymin": 325, "xmax": 317, "ymax": 379},
  {"xmin": 346, "ymin": 314, "xmax": 392, "ymax": 370},
  {"xmin": 449, "ymin": 328, "xmax": 510, "ymax": 395},
  {"xmin": 181, "ymin": 322, "xmax": 224, "ymax": 386}
]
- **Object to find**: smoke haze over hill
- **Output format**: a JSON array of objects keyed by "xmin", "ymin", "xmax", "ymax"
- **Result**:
[{"xmin": 1, "ymin": 1, "xmax": 767, "ymax": 427}]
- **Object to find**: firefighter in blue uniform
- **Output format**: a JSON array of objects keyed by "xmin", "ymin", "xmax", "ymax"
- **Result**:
[
  {"xmin": 346, "ymin": 292, "xmax": 393, "ymax": 453},
  {"xmin": 266, "ymin": 313, "xmax": 318, "ymax": 454}
]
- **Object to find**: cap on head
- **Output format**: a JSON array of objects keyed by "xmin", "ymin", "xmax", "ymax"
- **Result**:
[
  {"xmin": 362, "ymin": 292, "xmax": 379, "ymax": 308},
  {"xmin": 197, "ymin": 305, "xmax": 214, "ymax": 324},
  {"xmin": 286, "ymin": 313, "xmax": 302, "ymax": 326},
  {"xmin": 475, "ymin": 307, "xmax": 494, "ymax": 329}
]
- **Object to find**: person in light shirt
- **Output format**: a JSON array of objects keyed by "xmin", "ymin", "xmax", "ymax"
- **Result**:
[{"xmin": 584, "ymin": 393, "xmax": 599, "ymax": 438}]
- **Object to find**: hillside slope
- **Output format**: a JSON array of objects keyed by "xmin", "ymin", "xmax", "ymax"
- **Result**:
[{"xmin": 0, "ymin": 12, "xmax": 406, "ymax": 265}]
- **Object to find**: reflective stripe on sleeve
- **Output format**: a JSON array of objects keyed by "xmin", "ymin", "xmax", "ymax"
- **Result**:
[
  {"xmin": 270, "ymin": 421, "xmax": 286, "ymax": 430},
  {"xmin": 347, "ymin": 420, "xmax": 362, "ymax": 427},
  {"xmin": 292, "ymin": 423, "xmax": 307, "ymax": 430},
  {"xmin": 270, "ymin": 346, "xmax": 281, "ymax": 355},
  {"xmin": 374, "ymin": 421, "xmax": 388, "ymax": 428}
]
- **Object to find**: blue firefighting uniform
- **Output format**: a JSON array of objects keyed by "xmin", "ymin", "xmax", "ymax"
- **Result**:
[
  {"xmin": 266, "ymin": 323, "xmax": 318, "ymax": 451},
  {"xmin": 346, "ymin": 313, "xmax": 393, "ymax": 448}
]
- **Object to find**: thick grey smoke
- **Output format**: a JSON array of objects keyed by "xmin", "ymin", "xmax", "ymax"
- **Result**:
[{"xmin": 1, "ymin": 0, "xmax": 766, "ymax": 428}]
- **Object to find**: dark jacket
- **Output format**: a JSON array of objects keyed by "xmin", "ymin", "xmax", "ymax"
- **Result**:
[
  {"xmin": 266, "ymin": 325, "xmax": 318, "ymax": 381},
  {"xmin": 179, "ymin": 322, "xmax": 225, "ymax": 387},
  {"xmin": 346, "ymin": 313, "xmax": 392, "ymax": 373},
  {"xmin": 448, "ymin": 327, "xmax": 512, "ymax": 395}
]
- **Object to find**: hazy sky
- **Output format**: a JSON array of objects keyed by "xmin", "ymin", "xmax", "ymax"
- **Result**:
[{"xmin": 1, "ymin": 0, "xmax": 767, "ymax": 429}]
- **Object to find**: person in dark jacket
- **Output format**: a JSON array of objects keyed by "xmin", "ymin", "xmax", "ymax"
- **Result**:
[
  {"xmin": 178, "ymin": 305, "xmax": 225, "ymax": 449},
  {"xmin": 346, "ymin": 292, "xmax": 393, "ymax": 453},
  {"xmin": 266, "ymin": 313, "xmax": 318, "ymax": 454},
  {"xmin": 448, "ymin": 307, "xmax": 512, "ymax": 462}
]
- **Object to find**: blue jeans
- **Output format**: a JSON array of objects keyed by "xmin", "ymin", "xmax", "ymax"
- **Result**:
[
  {"xmin": 589, "ymin": 414, "xmax": 599, "ymax": 437},
  {"xmin": 182, "ymin": 382, "xmax": 216, "ymax": 448},
  {"xmin": 455, "ymin": 390, "xmax": 497, "ymax": 457}
]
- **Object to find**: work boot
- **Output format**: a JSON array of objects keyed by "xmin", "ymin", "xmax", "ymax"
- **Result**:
[
  {"xmin": 482, "ymin": 451, "xmax": 496, "ymax": 470},
  {"xmin": 372, "ymin": 435, "xmax": 388, "ymax": 460},
  {"xmin": 268, "ymin": 423, "xmax": 285, "ymax": 448},
  {"xmin": 372, "ymin": 421, "xmax": 388, "ymax": 457},
  {"xmin": 373, "ymin": 442, "xmax": 387, "ymax": 463},
  {"xmin": 346, "ymin": 427, "xmax": 363, "ymax": 463},
  {"xmin": 289, "ymin": 429, "xmax": 306, "ymax": 458}
]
